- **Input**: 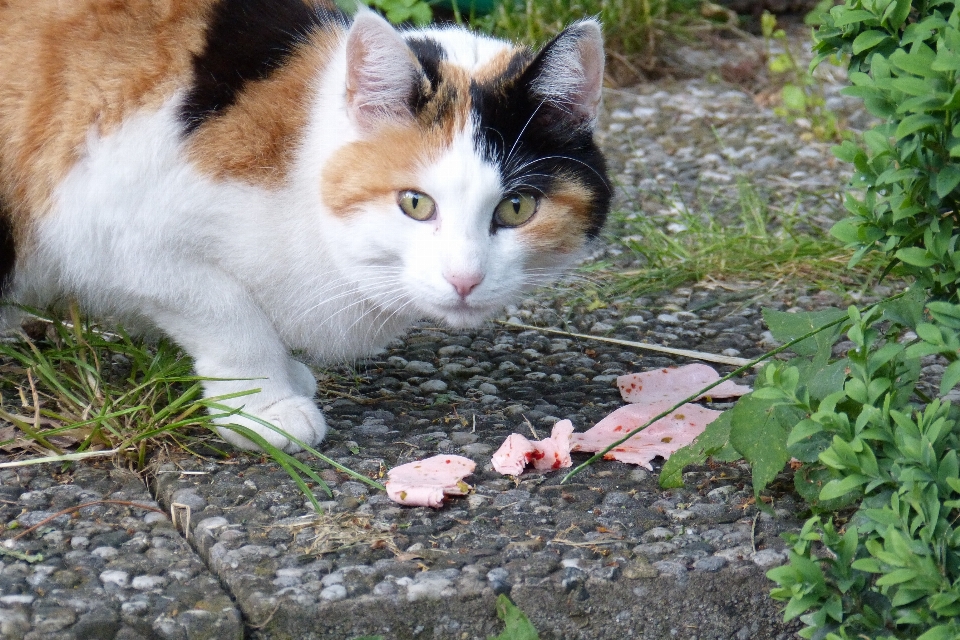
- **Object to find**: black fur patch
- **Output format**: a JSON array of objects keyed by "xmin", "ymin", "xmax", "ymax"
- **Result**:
[
  {"xmin": 0, "ymin": 201, "xmax": 14, "ymax": 298},
  {"xmin": 406, "ymin": 36, "xmax": 458, "ymax": 123},
  {"xmin": 470, "ymin": 44, "xmax": 610, "ymax": 237},
  {"xmin": 180, "ymin": 0, "xmax": 347, "ymax": 133},
  {"xmin": 407, "ymin": 36, "xmax": 445, "ymax": 95}
]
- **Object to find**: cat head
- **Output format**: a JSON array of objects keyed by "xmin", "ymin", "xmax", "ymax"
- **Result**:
[{"xmin": 321, "ymin": 13, "xmax": 610, "ymax": 328}]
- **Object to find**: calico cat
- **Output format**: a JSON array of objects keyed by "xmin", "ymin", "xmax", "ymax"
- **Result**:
[{"xmin": 0, "ymin": 0, "xmax": 611, "ymax": 452}]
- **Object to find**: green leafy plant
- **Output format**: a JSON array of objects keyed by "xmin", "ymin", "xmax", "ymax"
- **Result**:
[
  {"xmin": 818, "ymin": 0, "xmax": 960, "ymax": 299},
  {"xmin": 761, "ymin": 10, "xmax": 846, "ymax": 142},
  {"xmin": 652, "ymin": 2, "xmax": 960, "ymax": 637}
]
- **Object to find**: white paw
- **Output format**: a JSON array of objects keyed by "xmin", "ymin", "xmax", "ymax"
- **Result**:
[
  {"xmin": 288, "ymin": 359, "xmax": 317, "ymax": 397},
  {"xmin": 215, "ymin": 396, "xmax": 327, "ymax": 453}
]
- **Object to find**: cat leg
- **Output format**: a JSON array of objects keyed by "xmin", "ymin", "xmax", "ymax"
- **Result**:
[
  {"xmin": 288, "ymin": 358, "xmax": 318, "ymax": 397},
  {"xmin": 149, "ymin": 295, "xmax": 326, "ymax": 453}
]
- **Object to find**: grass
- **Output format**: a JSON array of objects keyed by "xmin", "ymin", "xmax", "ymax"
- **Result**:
[
  {"xmin": 596, "ymin": 180, "xmax": 893, "ymax": 299},
  {"xmin": 476, "ymin": 0, "xmax": 728, "ymax": 82},
  {"xmin": 0, "ymin": 304, "xmax": 382, "ymax": 511},
  {"xmin": 0, "ymin": 304, "xmax": 223, "ymax": 467}
]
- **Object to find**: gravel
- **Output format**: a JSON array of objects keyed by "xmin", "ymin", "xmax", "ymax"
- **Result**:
[
  {"xmin": 0, "ymin": 466, "xmax": 242, "ymax": 640},
  {"xmin": 0, "ymin": 28, "xmax": 876, "ymax": 640}
]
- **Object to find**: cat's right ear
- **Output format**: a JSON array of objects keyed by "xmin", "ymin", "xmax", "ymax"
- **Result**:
[{"xmin": 344, "ymin": 11, "xmax": 420, "ymax": 130}]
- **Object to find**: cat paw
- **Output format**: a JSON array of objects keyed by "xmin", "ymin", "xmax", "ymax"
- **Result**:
[
  {"xmin": 215, "ymin": 396, "xmax": 327, "ymax": 453},
  {"xmin": 288, "ymin": 359, "xmax": 317, "ymax": 397}
]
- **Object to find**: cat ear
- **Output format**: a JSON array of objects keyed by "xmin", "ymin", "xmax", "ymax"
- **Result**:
[
  {"xmin": 523, "ymin": 20, "xmax": 605, "ymax": 127},
  {"xmin": 344, "ymin": 11, "xmax": 420, "ymax": 129}
]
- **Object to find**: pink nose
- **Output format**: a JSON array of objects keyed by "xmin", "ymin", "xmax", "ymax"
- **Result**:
[{"xmin": 445, "ymin": 273, "xmax": 484, "ymax": 299}]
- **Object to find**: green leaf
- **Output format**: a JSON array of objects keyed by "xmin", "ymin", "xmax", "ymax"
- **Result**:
[
  {"xmin": 937, "ymin": 165, "xmax": 960, "ymax": 197},
  {"xmin": 883, "ymin": 0, "xmax": 911, "ymax": 29},
  {"xmin": 891, "ymin": 76, "xmax": 936, "ymax": 96},
  {"xmin": 917, "ymin": 626, "xmax": 959, "ymax": 640},
  {"xmin": 805, "ymin": 359, "xmax": 850, "ymax": 402},
  {"xmin": 941, "ymin": 360, "xmax": 960, "ymax": 395},
  {"xmin": 488, "ymin": 595, "xmax": 540, "ymax": 640},
  {"xmin": 833, "ymin": 9, "xmax": 879, "ymax": 26},
  {"xmin": 853, "ymin": 30, "xmax": 891, "ymax": 54},
  {"xmin": 890, "ymin": 44, "xmax": 938, "ymax": 77},
  {"xmin": 927, "ymin": 300, "xmax": 960, "ymax": 328},
  {"xmin": 659, "ymin": 412, "xmax": 733, "ymax": 488},
  {"xmin": 786, "ymin": 418, "xmax": 824, "ymax": 447},
  {"xmin": 852, "ymin": 557, "xmax": 881, "ymax": 572},
  {"xmin": 916, "ymin": 322, "xmax": 944, "ymax": 345},
  {"xmin": 819, "ymin": 474, "xmax": 868, "ymax": 501},
  {"xmin": 896, "ymin": 247, "xmax": 937, "ymax": 267},
  {"xmin": 896, "ymin": 114, "xmax": 940, "ymax": 139},
  {"xmin": 882, "ymin": 284, "xmax": 927, "ymax": 327},
  {"xmin": 875, "ymin": 567, "xmax": 919, "ymax": 586},
  {"xmin": 933, "ymin": 47, "xmax": 960, "ymax": 71},
  {"xmin": 781, "ymin": 85, "xmax": 807, "ymax": 111},
  {"xmin": 729, "ymin": 395, "xmax": 799, "ymax": 497},
  {"xmin": 762, "ymin": 308, "xmax": 847, "ymax": 357}
]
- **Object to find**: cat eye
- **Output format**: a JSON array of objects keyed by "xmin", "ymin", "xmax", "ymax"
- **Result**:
[
  {"xmin": 397, "ymin": 190, "xmax": 437, "ymax": 221},
  {"xmin": 493, "ymin": 193, "xmax": 539, "ymax": 228}
]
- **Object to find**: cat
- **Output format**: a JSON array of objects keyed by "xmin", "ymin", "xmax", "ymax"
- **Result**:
[{"xmin": 0, "ymin": 0, "xmax": 611, "ymax": 453}]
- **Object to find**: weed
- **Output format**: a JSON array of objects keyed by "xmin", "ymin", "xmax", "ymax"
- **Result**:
[
  {"xmin": 0, "ymin": 304, "xmax": 382, "ymax": 510},
  {"xmin": 0, "ymin": 305, "xmax": 227, "ymax": 467},
  {"xmin": 476, "ymin": 0, "xmax": 721, "ymax": 81},
  {"xmin": 338, "ymin": 0, "xmax": 433, "ymax": 25},
  {"xmin": 761, "ymin": 11, "xmax": 848, "ymax": 143}
]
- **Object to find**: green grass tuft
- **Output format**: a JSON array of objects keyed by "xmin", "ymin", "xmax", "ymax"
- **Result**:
[
  {"xmin": 598, "ymin": 180, "xmax": 893, "ymax": 298},
  {"xmin": 0, "ymin": 304, "xmax": 382, "ymax": 510}
]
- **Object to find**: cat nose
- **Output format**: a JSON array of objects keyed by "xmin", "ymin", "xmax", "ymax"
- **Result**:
[{"xmin": 445, "ymin": 273, "xmax": 484, "ymax": 299}]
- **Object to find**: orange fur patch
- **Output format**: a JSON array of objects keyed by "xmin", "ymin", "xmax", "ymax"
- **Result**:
[
  {"xmin": 323, "ymin": 61, "xmax": 473, "ymax": 217},
  {"xmin": 187, "ymin": 29, "xmax": 341, "ymax": 189},
  {"xmin": 321, "ymin": 123, "xmax": 454, "ymax": 216},
  {"xmin": 519, "ymin": 179, "xmax": 594, "ymax": 254},
  {"xmin": 472, "ymin": 46, "xmax": 529, "ymax": 85},
  {"xmin": 0, "ymin": 0, "xmax": 217, "ymax": 239}
]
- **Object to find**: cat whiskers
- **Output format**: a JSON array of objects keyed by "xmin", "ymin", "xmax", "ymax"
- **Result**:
[
  {"xmin": 303, "ymin": 272, "xmax": 405, "ymax": 342},
  {"xmin": 290, "ymin": 268, "xmax": 401, "ymax": 325},
  {"xmin": 501, "ymin": 101, "xmax": 544, "ymax": 174},
  {"xmin": 507, "ymin": 155, "xmax": 612, "ymax": 194},
  {"xmin": 342, "ymin": 286, "xmax": 410, "ymax": 342}
]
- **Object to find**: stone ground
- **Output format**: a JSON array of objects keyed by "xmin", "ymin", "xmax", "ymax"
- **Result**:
[{"xmin": 1, "ymin": 24, "xmax": 876, "ymax": 640}]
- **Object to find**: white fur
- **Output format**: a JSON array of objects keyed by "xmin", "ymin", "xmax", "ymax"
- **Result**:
[{"xmin": 11, "ymin": 16, "xmax": 590, "ymax": 453}]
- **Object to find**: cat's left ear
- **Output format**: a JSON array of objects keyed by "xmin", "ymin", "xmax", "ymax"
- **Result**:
[{"xmin": 523, "ymin": 20, "xmax": 605, "ymax": 128}]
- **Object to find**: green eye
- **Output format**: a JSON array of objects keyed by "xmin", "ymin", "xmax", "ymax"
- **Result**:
[
  {"xmin": 398, "ymin": 190, "xmax": 436, "ymax": 221},
  {"xmin": 494, "ymin": 194, "xmax": 538, "ymax": 227}
]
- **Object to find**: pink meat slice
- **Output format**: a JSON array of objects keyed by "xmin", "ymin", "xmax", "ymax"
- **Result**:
[
  {"xmin": 530, "ymin": 420, "xmax": 574, "ymax": 471},
  {"xmin": 491, "ymin": 420, "xmax": 574, "ymax": 475},
  {"xmin": 491, "ymin": 433, "xmax": 537, "ymax": 476},
  {"xmin": 617, "ymin": 364, "xmax": 750, "ymax": 405},
  {"xmin": 570, "ymin": 402, "xmax": 723, "ymax": 470},
  {"xmin": 385, "ymin": 455, "xmax": 476, "ymax": 508}
]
